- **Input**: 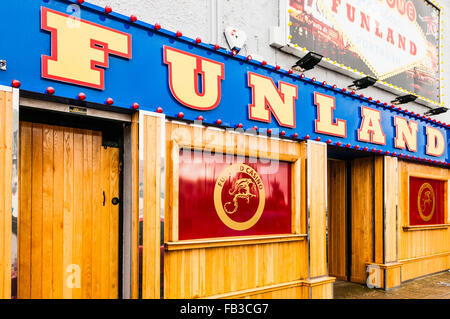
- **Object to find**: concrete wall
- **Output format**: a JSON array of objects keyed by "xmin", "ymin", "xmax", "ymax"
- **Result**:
[{"xmin": 87, "ymin": 0, "xmax": 450, "ymax": 123}]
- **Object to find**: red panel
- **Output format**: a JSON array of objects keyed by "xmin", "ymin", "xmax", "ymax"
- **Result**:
[
  {"xmin": 178, "ymin": 150, "xmax": 292, "ymax": 240},
  {"xmin": 409, "ymin": 177, "xmax": 444, "ymax": 226}
]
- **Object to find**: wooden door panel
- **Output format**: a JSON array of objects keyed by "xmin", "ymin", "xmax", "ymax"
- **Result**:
[
  {"xmin": 109, "ymin": 147, "xmax": 119, "ymax": 298},
  {"xmin": 350, "ymin": 157, "xmax": 374, "ymax": 283},
  {"xmin": 18, "ymin": 122, "xmax": 119, "ymax": 299}
]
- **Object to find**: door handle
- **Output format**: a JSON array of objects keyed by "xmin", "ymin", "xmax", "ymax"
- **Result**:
[
  {"xmin": 111, "ymin": 197, "xmax": 120, "ymax": 206},
  {"xmin": 103, "ymin": 191, "xmax": 106, "ymax": 206}
]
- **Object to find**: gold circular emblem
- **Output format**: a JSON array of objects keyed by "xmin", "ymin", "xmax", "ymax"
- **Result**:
[
  {"xmin": 417, "ymin": 183, "xmax": 435, "ymax": 222},
  {"xmin": 214, "ymin": 164, "xmax": 265, "ymax": 231}
]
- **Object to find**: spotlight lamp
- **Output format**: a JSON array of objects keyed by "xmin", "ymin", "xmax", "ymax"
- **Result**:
[
  {"xmin": 391, "ymin": 94, "xmax": 418, "ymax": 105},
  {"xmin": 348, "ymin": 76, "xmax": 377, "ymax": 90},
  {"xmin": 424, "ymin": 107, "xmax": 448, "ymax": 117},
  {"xmin": 292, "ymin": 52, "xmax": 323, "ymax": 72}
]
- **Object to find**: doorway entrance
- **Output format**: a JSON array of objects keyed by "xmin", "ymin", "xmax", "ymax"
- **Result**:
[
  {"xmin": 17, "ymin": 108, "xmax": 124, "ymax": 299},
  {"xmin": 327, "ymin": 159, "xmax": 347, "ymax": 281},
  {"xmin": 327, "ymin": 148, "xmax": 377, "ymax": 284}
]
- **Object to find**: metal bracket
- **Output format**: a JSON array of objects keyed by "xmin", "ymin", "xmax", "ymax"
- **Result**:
[{"xmin": 0, "ymin": 60, "xmax": 6, "ymax": 71}]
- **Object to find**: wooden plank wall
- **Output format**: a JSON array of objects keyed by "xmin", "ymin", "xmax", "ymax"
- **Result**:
[
  {"xmin": 350, "ymin": 157, "xmax": 374, "ymax": 283},
  {"xmin": 165, "ymin": 242, "xmax": 308, "ymax": 299},
  {"xmin": 163, "ymin": 122, "xmax": 309, "ymax": 299},
  {"xmin": 0, "ymin": 90, "xmax": 13, "ymax": 299},
  {"xmin": 141, "ymin": 115, "xmax": 162, "ymax": 299},
  {"xmin": 18, "ymin": 123, "xmax": 119, "ymax": 299},
  {"xmin": 327, "ymin": 159, "xmax": 347, "ymax": 280},
  {"xmin": 397, "ymin": 160, "xmax": 450, "ymax": 281}
]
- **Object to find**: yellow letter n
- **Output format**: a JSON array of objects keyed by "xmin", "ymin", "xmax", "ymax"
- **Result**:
[{"xmin": 248, "ymin": 72, "xmax": 297, "ymax": 128}]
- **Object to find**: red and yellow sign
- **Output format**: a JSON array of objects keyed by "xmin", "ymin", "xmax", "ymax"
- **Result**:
[
  {"xmin": 409, "ymin": 177, "xmax": 444, "ymax": 226},
  {"xmin": 178, "ymin": 150, "xmax": 292, "ymax": 240}
]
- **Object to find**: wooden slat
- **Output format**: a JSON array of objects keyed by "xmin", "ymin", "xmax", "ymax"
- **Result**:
[
  {"xmin": 72, "ymin": 129, "xmax": 84, "ymax": 299},
  {"xmin": 0, "ymin": 91, "xmax": 5, "ymax": 298},
  {"xmin": 3, "ymin": 91, "xmax": 13, "ymax": 299},
  {"xmin": 0, "ymin": 91, "xmax": 5, "ymax": 299},
  {"xmin": 109, "ymin": 147, "xmax": 120, "ymax": 298},
  {"xmin": 4, "ymin": 91, "xmax": 12, "ymax": 299},
  {"xmin": 292, "ymin": 159, "xmax": 301, "ymax": 234},
  {"xmin": 299, "ymin": 142, "xmax": 307, "ymax": 236},
  {"xmin": 82, "ymin": 132, "xmax": 93, "ymax": 298},
  {"xmin": 30, "ymin": 123, "xmax": 43, "ymax": 299},
  {"xmin": 42, "ymin": 125, "xmax": 54, "ymax": 299},
  {"xmin": 100, "ymin": 142, "xmax": 111, "ymax": 298},
  {"xmin": 169, "ymin": 142, "xmax": 179, "ymax": 242},
  {"xmin": 165, "ymin": 234, "xmax": 306, "ymax": 251},
  {"xmin": 374, "ymin": 156, "xmax": 384, "ymax": 264},
  {"xmin": 131, "ymin": 113, "xmax": 139, "ymax": 299},
  {"xmin": 62, "ymin": 127, "xmax": 74, "ymax": 299},
  {"xmin": 52, "ymin": 126, "xmax": 64, "ymax": 298},
  {"xmin": 91, "ymin": 131, "xmax": 102, "ymax": 298},
  {"xmin": 142, "ymin": 115, "xmax": 161, "ymax": 299},
  {"xmin": 308, "ymin": 142, "xmax": 327, "ymax": 278},
  {"xmin": 384, "ymin": 157, "xmax": 398, "ymax": 263}
]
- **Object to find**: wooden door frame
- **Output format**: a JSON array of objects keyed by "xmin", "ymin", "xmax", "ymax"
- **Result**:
[
  {"xmin": 16, "ymin": 96, "xmax": 132, "ymax": 299},
  {"xmin": 326, "ymin": 154, "xmax": 378, "ymax": 283},
  {"xmin": 0, "ymin": 85, "xmax": 18, "ymax": 299},
  {"xmin": 138, "ymin": 111, "xmax": 165, "ymax": 299}
]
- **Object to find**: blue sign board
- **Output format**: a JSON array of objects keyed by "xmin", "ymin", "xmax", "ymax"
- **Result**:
[{"xmin": 0, "ymin": 0, "xmax": 448, "ymax": 164}]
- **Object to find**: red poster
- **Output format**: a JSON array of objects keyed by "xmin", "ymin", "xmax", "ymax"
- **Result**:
[
  {"xmin": 409, "ymin": 177, "xmax": 445, "ymax": 226},
  {"xmin": 178, "ymin": 150, "xmax": 292, "ymax": 240}
]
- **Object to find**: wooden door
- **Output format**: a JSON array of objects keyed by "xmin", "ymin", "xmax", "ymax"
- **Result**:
[
  {"xmin": 327, "ymin": 159, "xmax": 347, "ymax": 280},
  {"xmin": 350, "ymin": 157, "xmax": 374, "ymax": 283},
  {"xmin": 18, "ymin": 122, "xmax": 120, "ymax": 299}
]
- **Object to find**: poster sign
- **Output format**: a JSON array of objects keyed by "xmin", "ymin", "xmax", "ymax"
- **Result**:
[
  {"xmin": 288, "ymin": 0, "xmax": 440, "ymax": 103},
  {"xmin": 409, "ymin": 176, "xmax": 445, "ymax": 225},
  {"xmin": 178, "ymin": 150, "xmax": 292, "ymax": 240}
]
